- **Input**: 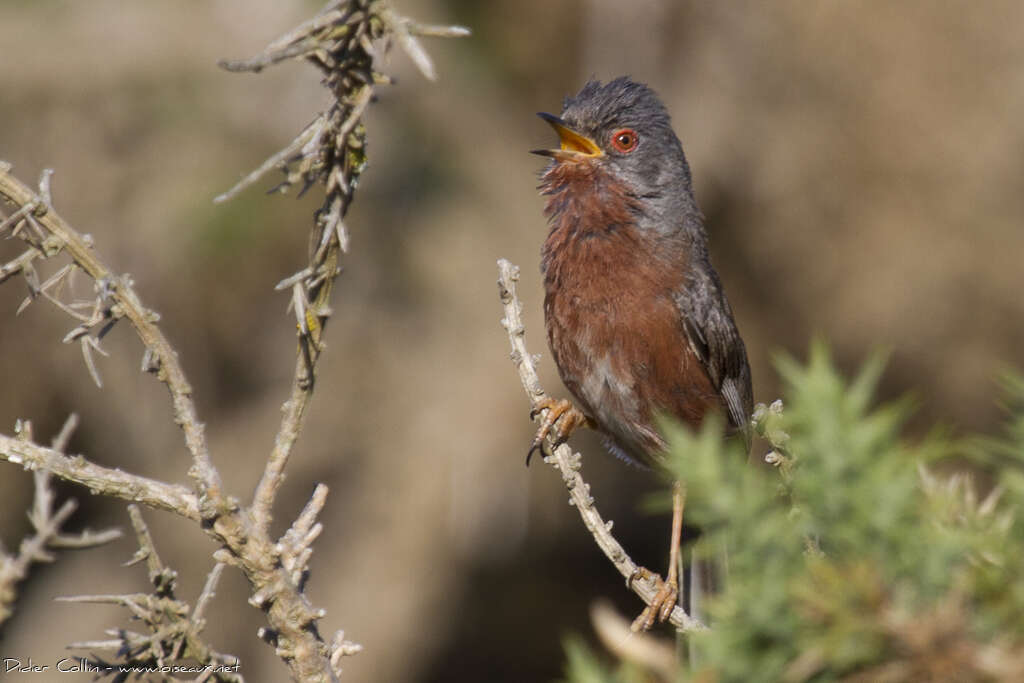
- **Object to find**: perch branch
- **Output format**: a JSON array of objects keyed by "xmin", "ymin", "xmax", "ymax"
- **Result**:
[{"xmin": 496, "ymin": 259, "xmax": 705, "ymax": 632}]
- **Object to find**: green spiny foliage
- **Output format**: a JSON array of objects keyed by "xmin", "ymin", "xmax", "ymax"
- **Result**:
[{"xmin": 564, "ymin": 341, "xmax": 1024, "ymax": 682}]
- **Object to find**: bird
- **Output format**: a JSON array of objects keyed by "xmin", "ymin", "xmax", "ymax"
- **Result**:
[{"xmin": 529, "ymin": 77, "xmax": 753, "ymax": 631}]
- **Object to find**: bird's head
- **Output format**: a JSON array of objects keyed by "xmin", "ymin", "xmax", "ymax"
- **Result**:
[{"xmin": 533, "ymin": 77, "xmax": 694, "ymax": 203}]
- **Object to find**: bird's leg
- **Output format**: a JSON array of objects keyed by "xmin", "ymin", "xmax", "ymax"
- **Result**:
[
  {"xmin": 630, "ymin": 480, "xmax": 686, "ymax": 631},
  {"xmin": 527, "ymin": 397, "xmax": 591, "ymax": 465}
]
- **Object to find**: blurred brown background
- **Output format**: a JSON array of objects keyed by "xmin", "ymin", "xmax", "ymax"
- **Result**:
[{"xmin": 2, "ymin": 1, "xmax": 1023, "ymax": 681}]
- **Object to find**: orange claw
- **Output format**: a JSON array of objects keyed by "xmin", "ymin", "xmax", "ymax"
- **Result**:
[
  {"xmin": 526, "ymin": 397, "xmax": 590, "ymax": 465},
  {"xmin": 630, "ymin": 481, "xmax": 686, "ymax": 631},
  {"xmin": 630, "ymin": 569, "xmax": 679, "ymax": 632}
]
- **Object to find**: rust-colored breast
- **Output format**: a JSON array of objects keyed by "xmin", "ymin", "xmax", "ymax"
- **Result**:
[{"xmin": 539, "ymin": 162, "xmax": 723, "ymax": 467}]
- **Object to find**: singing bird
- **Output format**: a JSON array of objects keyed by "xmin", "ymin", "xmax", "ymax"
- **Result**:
[{"xmin": 530, "ymin": 77, "xmax": 753, "ymax": 630}]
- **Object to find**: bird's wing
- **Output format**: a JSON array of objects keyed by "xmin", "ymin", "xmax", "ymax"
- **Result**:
[{"xmin": 675, "ymin": 266, "xmax": 753, "ymax": 451}]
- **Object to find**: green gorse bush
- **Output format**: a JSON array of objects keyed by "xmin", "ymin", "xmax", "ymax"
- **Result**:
[{"xmin": 564, "ymin": 342, "xmax": 1024, "ymax": 682}]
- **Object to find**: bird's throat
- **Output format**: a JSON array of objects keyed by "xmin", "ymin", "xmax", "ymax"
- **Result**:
[{"xmin": 538, "ymin": 161, "xmax": 642, "ymax": 242}]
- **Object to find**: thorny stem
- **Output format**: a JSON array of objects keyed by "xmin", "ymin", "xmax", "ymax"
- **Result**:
[
  {"xmin": 0, "ymin": 166, "xmax": 224, "ymax": 511},
  {"xmin": 0, "ymin": 432, "xmax": 202, "ymax": 520},
  {"xmin": 62, "ymin": 506, "xmax": 242, "ymax": 681},
  {"xmin": 496, "ymin": 259, "xmax": 706, "ymax": 632},
  {"xmin": 0, "ymin": 417, "xmax": 121, "ymax": 625},
  {"xmin": 0, "ymin": 165, "xmax": 339, "ymax": 680},
  {"xmin": 0, "ymin": 1, "xmax": 468, "ymax": 680},
  {"xmin": 233, "ymin": 0, "xmax": 466, "ymax": 533},
  {"xmin": 0, "ymin": 163, "xmax": 339, "ymax": 679}
]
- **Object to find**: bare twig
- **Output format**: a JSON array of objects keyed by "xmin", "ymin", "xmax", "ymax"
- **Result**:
[
  {"xmin": 377, "ymin": 6, "xmax": 470, "ymax": 82},
  {"xmin": 0, "ymin": 165, "xmax": 223, "ymax": 504},
  {"xmin": 0, "ymin": 1, "xmax": 468, "ymax": 679},
  {"xmin": 496, "ymin": 259, "xmax": 706, "ymax": 632},
  {"xmin": 124, "ymin": 505, "xmax": 178, "ymax": 594},
  {"xmin": 221, "ymin": 0, "xmax": 467, "ymax": 534},
  {"xmin": 213, "ymin": 115, "xmax": 325, "ymax": 205},
  {"xmin": 193, "ymin": 562, "xmax": 226, "ymax": 629},
  {"xmin": 0, "ymin": 165, "xmax": 337, "ymax": 679},
  {"xmin": 0, "ymin": 417, "xmax": 121, "ymax": 625},
  {"xmin": 278, "ymin": 483, "xmax": 328, "ymax": 588},
  {"xmin": 62, "ymin": 506, "xmax": 243, "ymax": 682},
  {"xmin": 329, "ymin": 630, "xmax": 364, "ymax": 678},
  {"xmin": 233, "ymin": 2, "xmax": 377, "ymax": 531},
  {"xmin": 0, "ymin": 431, "xmax": 201, "ymax": 520},
  {"xmin": 0, "ymin": 248, "xmax": 40, "ymax": 286}
]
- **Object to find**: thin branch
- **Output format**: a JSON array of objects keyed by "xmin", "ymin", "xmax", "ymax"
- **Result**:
[
  {"xmin": 61, "ymin": 507, "xmax": 243, "ymax": 682},
  {"xmin": 221, "ymin": 0, "xmax": 464, "ymax": 676},
  {"xmin": 0, "ymin": 431, "xmax": 201, "ymax": 520},
  {"xmin": 496, "ymin": 259, "xmax": 706, "ymax": 632},
  {"xmin": 124, "ymin": 505, "xmax": 178, "ymax": 595},
  {"xmin": 0, "ymin": 248, "xmax": 40, "ymax": 286},
  {"xmin": 193, "ymin": 562, "xmax": 226, "ymax": 628},
  {"xmin": 0, "ymin": 1, "xmax": 468, "ymax": 679},
  {"xmin": 0, "ymin": 417, "xmax": 122, "ymax": 625},
  {"xmin": 0, "ymin": 166, "xmax": 336, "ymax": 677},
  {"xmin": 329, "ymin": 629, "xmax": 363, "ymax": 678},
  {"xmin": 216, "ymin": 7, "xmax": 350, "ymax": 73},
  {"xmin": 239, "ymin": 0, "xmax": 468, "ymax": 533},
  {"xmin": 214, "ymin": 115, "xmax": 325, "ymax": 204},
  {"xmin": 278, "ymin": 484, "xmax": 328, "ymax": 587},
  {"xmin": 48, "ymin": 528, "xmax": 123, "ymax": 549},
  {"xmin": 232, "ymin": 1, "xmax": 378, "ymax": 530},
  {"xmin": 0, "ymin": 166, "xmax": 224, "ymax": 507}
]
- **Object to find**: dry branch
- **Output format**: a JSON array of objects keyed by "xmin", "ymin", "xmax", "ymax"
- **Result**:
[
  {"xmin": 0, "ymin": 417, "xmax": 121, "ymax": 625},
  {"xmin": 0, "ymin": 1, "xmax": 467, "ymax": 680},
  {"xmin": 0, "ymin": 165, "xmax": 222, "ymax": 502},
  {"xmin": 0, "ymin": 124, "xmax": 343, "ymax": 683},
  {"xmin": 496, "ymin": 258, "xmax": 706, "ymax": 632},
  {"xmin": 61, "ymin": 506, "xmax": 243, "ymax": 682},
  {"xmin": 219, "ymin": 0, "xmax": 468, "ymax": 534},
  {"xmin": 0, "ymin": 431, "xmax": 201, "ymax": 520},
  {"xmin": 0, "ymin": 266, "xmax": 328, "ymax": 674}
]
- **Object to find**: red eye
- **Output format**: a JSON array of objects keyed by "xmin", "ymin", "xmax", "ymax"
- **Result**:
[{"xmin": 610, "ymin": 128, "xmax": 638, "ymax": 153}]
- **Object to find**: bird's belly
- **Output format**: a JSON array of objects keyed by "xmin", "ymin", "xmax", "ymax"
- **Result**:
[{"xmin": 545, "ymin": 277, "xmax": 720, "ymax": 466}]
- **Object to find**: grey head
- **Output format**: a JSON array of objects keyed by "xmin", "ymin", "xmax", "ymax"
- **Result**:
[{"xmin": 534, "ymin": 77, "xmax": 702, "ymax": 237}]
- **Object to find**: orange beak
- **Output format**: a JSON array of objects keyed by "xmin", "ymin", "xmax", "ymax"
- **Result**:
[{"xmin": 532, "ymin": 112, "xmax": 604, "ymax": 160}]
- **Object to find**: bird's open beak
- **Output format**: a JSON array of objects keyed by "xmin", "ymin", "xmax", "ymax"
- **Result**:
[{"xmin": 531, "ymin": 112, "xmax": 604, "ymax": 161}]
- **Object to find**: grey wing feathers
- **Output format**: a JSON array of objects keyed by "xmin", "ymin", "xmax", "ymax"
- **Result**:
[{"xmin": 676, "ymin": 267, "xmax": 754, "ymax": 451}]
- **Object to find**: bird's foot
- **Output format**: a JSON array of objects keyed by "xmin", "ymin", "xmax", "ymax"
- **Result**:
[
  {"xmin": 628, "ymin": 566, "xmax": 679, "ymax": 632},
  {"xmin": 527, "ymin": 397, "xmax": 589, "ymax": 465}
]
